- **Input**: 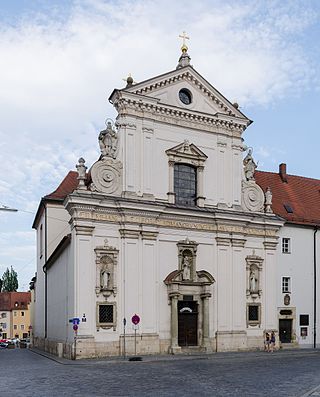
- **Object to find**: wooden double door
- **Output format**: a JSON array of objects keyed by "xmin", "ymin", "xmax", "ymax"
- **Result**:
[
  {"xmin": 178, "ymin": 300, "xmax": 198, "ymax": 346},
  {"xmin": 279, "ymin": 319, "xmax": 292, "ymax": 343}
]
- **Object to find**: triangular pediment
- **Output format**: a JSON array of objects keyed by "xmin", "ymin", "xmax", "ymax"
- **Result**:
[
  {"xmin": 166, "ymin": 141, "xmax": 207, "ymax": 162},
  {"xmin": 120, "ymin": 66, "xmax": 248, "ymax": 121}
]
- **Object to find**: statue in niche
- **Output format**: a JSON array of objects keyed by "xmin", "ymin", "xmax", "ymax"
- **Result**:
[
  {"xmin": 100, "ymin": 268, "xmax": 110, "ymax": 289},
  {"xmin": 243, "ymin": 149, "xmax": 257, "ymax": 181},
  {"xmin": 98, "ymin": 121, "xmax": 118, "ymax": 159},
  {"xmin": 249, "ymin": 269, "xmax": 258, "ymax": 293},
  {"xmin": 182, "ymin": 255, "xmax": 191, "ymax": 281}
]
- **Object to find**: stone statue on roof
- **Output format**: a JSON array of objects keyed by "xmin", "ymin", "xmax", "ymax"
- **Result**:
[
  {"xmin": 243, "ymin": 149, "xmax": 257, "ymax": 181},
  {"xmin": 99, "ymin": 121, "xmax": 118, "ymax": 159}
]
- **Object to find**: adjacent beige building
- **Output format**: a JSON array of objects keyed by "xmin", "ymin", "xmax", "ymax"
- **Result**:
[{"xmin": 0, "ymin": 292, "xmax": 31, "ymax": 340}]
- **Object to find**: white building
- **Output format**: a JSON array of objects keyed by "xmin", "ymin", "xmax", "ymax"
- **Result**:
[
  {"xmin": 32, "ymin": 45, "xmax": 292, "ymax": 359},
  {"xmin": 256, "ymin": 165, "xmax": 320, "ymax": 348}
]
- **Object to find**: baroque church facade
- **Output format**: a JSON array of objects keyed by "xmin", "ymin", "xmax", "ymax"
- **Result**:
[{"xmin": 33, "ymin": 44, "xmax": 287, "ymax": 358}]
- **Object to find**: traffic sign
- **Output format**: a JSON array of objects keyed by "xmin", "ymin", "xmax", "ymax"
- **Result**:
[
  {"xmin": 73, "ymin": 318, "xmax": 80, "ymax": 325},
  {"xmin": 131, "ymin": 314, "xmax": 140, "ymax": 325},
  {"xmin": 73, "ymin": 324, "xmax": 78, "ymax": 331}
]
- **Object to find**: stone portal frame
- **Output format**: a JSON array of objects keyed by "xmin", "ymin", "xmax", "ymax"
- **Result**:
[
  {"xmin": 247, "ymin": 303, "xmax": 261, "ymax": 327},
  {"xmin": 94, "ymin": 245, "xmax": 119, "ymax": 299},
  {"xmin": 278, "ymin": 306, "xmax": 297, "ymax": 345},
  {"xmin": 166, "ymin": 141, "xmax": 207, "ymax": 207},
  {"xmin": 164, "ymin": 269, "xmax": 215, "ymax": 354}
]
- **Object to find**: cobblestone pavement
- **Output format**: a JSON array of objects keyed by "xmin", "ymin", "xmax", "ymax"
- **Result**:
[{"xmin": 1, "ymin": 348, "xmax": 320, "ymax": 397}]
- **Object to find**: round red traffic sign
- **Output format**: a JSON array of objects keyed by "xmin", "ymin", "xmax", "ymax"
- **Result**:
[
  {"xmin": 131, "ymin": 314, "xmax": 140, "ymax": 325},
  {"xmin": 73, "ymin": 324, "xmax": 78, "ymax": 331}
]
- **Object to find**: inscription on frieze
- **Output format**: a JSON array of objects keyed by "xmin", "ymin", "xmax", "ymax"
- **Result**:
[{"xmin": 75, "ymin": 210, "xmax": 276, "ymax": 237}]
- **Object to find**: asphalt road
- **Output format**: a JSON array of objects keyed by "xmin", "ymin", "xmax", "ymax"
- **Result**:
[{"xmin": 1, "ymin": 348, "xmax": 320, "ymax": 396}]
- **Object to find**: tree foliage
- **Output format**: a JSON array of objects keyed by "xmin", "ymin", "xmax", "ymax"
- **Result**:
[{"xmin": 1, "ymin": 266, "xmax": 18, "ymax": 292}]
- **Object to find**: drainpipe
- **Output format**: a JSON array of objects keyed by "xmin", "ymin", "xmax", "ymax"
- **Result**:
[
  {"xmin": 314, "ymin": 227, "xmax": 318, "ymax": 349},
  {"xmin": 44, "ymin": 205, "xmax": 48, "ymax": 339}
]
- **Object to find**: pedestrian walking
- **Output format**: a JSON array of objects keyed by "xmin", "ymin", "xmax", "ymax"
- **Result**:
[
  {"xmin": 264, "ymin": 332, "xmax": 270, "ymax": 352},
  {"xmin": 270, "ymin": 331, "xmax": 276, "ymax": 352}
]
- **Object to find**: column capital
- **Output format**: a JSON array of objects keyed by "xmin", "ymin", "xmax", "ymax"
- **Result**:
[
  {"xmin": 169, "ymin": 292, "xmax": 180, "ymax": 300},
  {"xmin": 74, "ymin": 225, "xmax": 95, "ymax": 236},
  {"xmin": 231, "ymin": 238, "xmax": 246, "ymax": 248},
  {"xmin": 215, "ymin": 237, "xmax": 231, "ymax": 246},
  {"xmin": 263, "ymin": 240, "xmax": 278, "ymax": 250}
]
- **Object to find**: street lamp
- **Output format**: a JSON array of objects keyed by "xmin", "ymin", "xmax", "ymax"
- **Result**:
[{"xmin": 0, "ymin": 205, "xmax": 18, "ymax": 212}]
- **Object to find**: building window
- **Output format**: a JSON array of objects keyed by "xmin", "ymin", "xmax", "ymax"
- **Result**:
[
  {"xmin": 2, "ymin": 323, "xmax": 6, "ymax": 329},
  {"xmin": 1, "ymin": 313, "xmax": 6, "ymax": 318},
  {"xmin": 174, "ymin": 164, "xmax": 197, "ymax": 206},
  {"xmin": 166, "ymin": 141, "xmax": 207, "ymax": 207},
  {"xmin": 21, "ymin": 312, "xmax": 24, "ymax": 317},
  {"xmin": 247, "ymin": 304, "xmax": 260, "ymax": 325},
  {"xmin": 40, "ymin": 224, "xmax": 43, "ymax": 258},
  {"xmin": 97, "ymin": 303, "xmax": 116, "ymax": 328},
  {"xmin": 282, "ymin": 238, "xmax": 291, "ymax": 253},
  {"xmin": 179, "ymin": 88, "xmax": 192, "ymax": 105},
  {"xmin": 21, "ymin": 325, "xmax": 24, "ymax": 330},
  {"xmin": 14, "ymin": 311, "xmax": 17, "ymax": 317},
  {"xmin": 300, "ymin": 314, "xmax": 309, "ymax": 326},
  {"xmin": 282, "ymin": 277, "xmax": 291, "ymax": 293},
  {"xmin": 2, "ymin": 333, "xmax": 7, "ymax": 339},
  {"xmin": 13, "ymin": 325, "xmax": 17, "ymax": 330}
]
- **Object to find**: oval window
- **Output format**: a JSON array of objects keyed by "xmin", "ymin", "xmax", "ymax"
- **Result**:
[{"xmin": 179, "ymin": 88, "xmax": 192, "ymax": 105}]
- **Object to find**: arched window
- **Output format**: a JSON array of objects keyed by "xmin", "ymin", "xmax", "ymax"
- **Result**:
[{"xmin": 174, "ymin": 164, "xmax": 197, "ymax": 206}]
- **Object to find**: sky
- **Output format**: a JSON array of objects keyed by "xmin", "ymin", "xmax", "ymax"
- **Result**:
[{"xmin": 0, "ymin": 0, "xmax": 319, "ymax": 291}]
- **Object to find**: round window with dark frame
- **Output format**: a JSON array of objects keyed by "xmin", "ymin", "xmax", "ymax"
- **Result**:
[{"xmin": 179, "ymin": 89, "xmax": 192, "ymax": 105}]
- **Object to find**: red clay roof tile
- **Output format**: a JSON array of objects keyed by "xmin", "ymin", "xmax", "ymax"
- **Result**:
[
  {"xmin": 255, "ymin": 170, "xmax": 320, "ymax": 226},
  {"xmin": 45, "ymin": 171, "xmax": 78, "ymax": 200}
]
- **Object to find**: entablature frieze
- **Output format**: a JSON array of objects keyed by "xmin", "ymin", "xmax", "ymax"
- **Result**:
[{"xmin": 68, "ymin": 203, "xmax": 281, "ymax": 239}]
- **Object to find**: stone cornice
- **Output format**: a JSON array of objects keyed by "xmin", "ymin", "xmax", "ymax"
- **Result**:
[
  {"xmin": 113, "ymin": 92, "xmax": 249, "ymax": 135},
  {"xmin": 65, "ymin": 194, "xmax": 283, "ymax": 238}
]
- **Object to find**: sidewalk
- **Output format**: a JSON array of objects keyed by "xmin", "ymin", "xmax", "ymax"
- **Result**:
[{"xmin": 29, "ymin": 346, "xmax": 320, "ymax": 366}]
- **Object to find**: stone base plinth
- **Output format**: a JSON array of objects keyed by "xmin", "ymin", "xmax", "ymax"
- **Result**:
[{"xmin": 216, "ymin": 331, "xmax": 247, "ymax": 351}]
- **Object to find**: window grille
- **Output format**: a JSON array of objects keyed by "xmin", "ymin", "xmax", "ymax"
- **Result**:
[
  {"xmin": 98, "ymin": 304, "xmax": 114, "ymax": 324},
  {"xmin": 248, "ymin": 305, "xmax": 259, "ymax": 322}
]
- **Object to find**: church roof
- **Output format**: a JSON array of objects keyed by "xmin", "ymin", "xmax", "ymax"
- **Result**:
[
  {"xmin": 32, "ymin": 171, "xmax": 79, "ymax": 229},
  {"xmin": 255, "ymin": 166, "xmax": 320, "ymax": 227},
  {"xmin": 45, "ymin": 171, "xmax": 79, "ymax": 200}
]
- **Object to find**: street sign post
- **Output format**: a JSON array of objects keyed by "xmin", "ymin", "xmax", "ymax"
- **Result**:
[{"xmin": 131, "ymin": 314, "xmax": 140, "ymax": 356}]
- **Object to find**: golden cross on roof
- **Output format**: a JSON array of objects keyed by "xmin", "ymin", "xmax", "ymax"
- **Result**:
[{"xmin": 179, "ymin": 31, "xmax": 190, "ymax": 52}]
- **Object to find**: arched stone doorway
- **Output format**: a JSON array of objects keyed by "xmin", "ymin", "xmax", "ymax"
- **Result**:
[{"xmin": 164, "ymin": 238, "xmax": 215, "ymax": 354}]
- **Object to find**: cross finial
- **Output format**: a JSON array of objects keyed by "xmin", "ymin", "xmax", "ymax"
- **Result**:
[{"xmin": 179, "ymin": 31, "xmax": 190, "ymax": 52}]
